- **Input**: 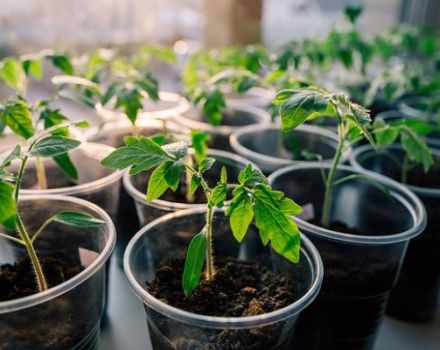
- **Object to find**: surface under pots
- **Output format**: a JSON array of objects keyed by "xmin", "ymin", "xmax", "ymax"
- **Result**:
[
  {"xmin": 0, "ymin": 195, "xmax": 115, "ymax": 350},
  {"xmin": 123, "ymin": 208, "xmax": 323, "ymax": 350},
  {"xmin": 269, "ymin": 164, "xmax": 426, "ymax": 350},
  {"xmin": 350, "ymin": 144, "xmax": 440, "ymax": 322},
  {"xmin": 230, "ymin": 123, "xmax": 343, "ymax": 175},
  {"xmin": 173, "ymin": 100, "xmax": 270, "ymax": 152}
]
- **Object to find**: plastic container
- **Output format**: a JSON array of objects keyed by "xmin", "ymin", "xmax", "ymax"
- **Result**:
[
  {"xmin": 124, "ymin": 208, "xmax": 323, "ymax": 350},
  {"xmin": 376, "ymin": 110, "xmax": 440, "ymax": 148},
  {"xmin": 223, "ymin": 86, "xmax": 275, "ymax": 109},
  {"xmin": 269, "ymin": 164, "xmax": 426, "ymax": 350},
  {"xmin": 350, "ymin": 144, "xmax": 440, "ymax": 322},
  {"xmin": 397, "ymin": 96, "xmax": 433, "ymax": 120},
  {"xmin": 0, "ymin": 194, "xmax": 115, "ymax": 350},
  {"xmin": 124, "ymin": 148, "xmax": 250, "ymax": 234},
  {"xmin": 230, "ymin": 124, "xmax": 345, "ymax": 174},
  {"xmin": 173, "ymin": 100, "xmax": 270, "ymax": 152}
]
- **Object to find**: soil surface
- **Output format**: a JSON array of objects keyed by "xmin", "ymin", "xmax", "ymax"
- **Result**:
[
  {"xmin": 0, "ymin": 256, "xmax": 83, "ymax": 301},
  {"xmin": 147, "ymin": 257, "xmax": 299, "ymax": 317}
]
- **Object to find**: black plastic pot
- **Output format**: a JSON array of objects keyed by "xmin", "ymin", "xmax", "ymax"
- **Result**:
[
  {"xmin": 351, "ymin": 144, "xmax": 440, "ymax": 322},
  {"xmin": 269, "ymin": 164, "xmax": 426, "ymax": 350},
  {"xmin": 173, "ymin": 100, "xmax": 270, "ymax": 152}
]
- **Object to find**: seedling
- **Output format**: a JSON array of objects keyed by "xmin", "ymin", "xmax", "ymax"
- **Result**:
[
  {"xmin": 102, "ymin": 137, "xmax": 302, "ymax": 296},
  {"xmin": 372, "ymin": 117, "xmax": 434, "ymax": 183},
  {"xmin": 275, "ymin": 86, "xmax": 373, "ymax": 227},
  {"xmin": 0, "ymin": 97, "xmax": 103, "ymax": 293}
]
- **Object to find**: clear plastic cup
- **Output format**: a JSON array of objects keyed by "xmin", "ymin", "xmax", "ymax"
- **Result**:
[
  {"xmin": 172, "ymin": 100, "xmax": 270, "ymax": 152},
  {"xmin": 397, "ymin": 96, "xmax": 430, "ymax": 119},
  {"xmin": 350, "ymin": 144, "xmax": 440, "ymax": 322},
  {"xmin": 124, "ymin": 208, "xmax": 323, "ymax": 350},
  {"xmin": 230, "ymin": 124, "xmax": 347, "ymax": 174},
  {"xmin": 269, "ymin": 164, "xmax": 426, "ymax": 349},
  {"xmin": 0, "ymin": 194, "xmax": 115, "ymax": 350},
  {"xmin": 223, "ymin": 86, "xmax": 276, "ymax": 109},
  {"xmin": 123, "ymin": 149, "xmax": 252, "ymax": 250}
]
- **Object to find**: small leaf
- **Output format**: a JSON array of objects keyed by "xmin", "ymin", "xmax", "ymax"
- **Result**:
[
  {"xmin": 182, "ymin": 231, "xmax": 207, "ymax": 296},
  {"xmin": 115, "ymin": 87, "xmax": 143, "ymax": 125},
  {"xmin": 146, "ymin": 161, "xmax": 181, "ymax": 201},
  {"xmin": 0, "ymin": 99, "xmax": 34, "ymax": 139},
  {"xmin": 135, "ymin": 73, "xmax": 159, "ymax": 101},
  {"xmin": 190, "ymin": 173, "xmax": 202, "ymax": 194},
  {"xmin": 191, "ymin": 130, "xmax": 210, "ymax": 164},
  {"xmin": 0, "ymin": 145, "xmax": 21, "ymax": 170},
  {"xmin": 220, "ymin": 166, "xmax": 227, "ymax": 183},
  {"xmin": 46, "ymin": 54, "xmax": 74, "ymax": 75},
  {"xmin": 30, "ymin": 136, "xmax": 80, "ymax": 158},
  {"xmin": 344, "ymin": 5, "xmax": 363, "ymax": 24},
  {"xmin": 52, "ymin": 211, "xmax": 105, "ymax": 227},
  {"xmin": 400, "ymin": 126, "xmax": 434, "ymax": 172},
  {"xmin": 199, "ymin": 157, "xmax": 215, "ymax": 173},
  {"xmin": 53, "ymin": 152, "xmax": 78, "ymax": 180},
  {"xmin": 0, "ymin": 181, "xmax": 16, "ymax": 229},
  {"xmin": 373, "ymin": 118, "xmax": 399, "ymax": 146},
  {"xmin": 225, "ymin": 187, "xmax": 254, "ymax": 242},
  {"xmin": 0, "ymin": 58, "xmax": 25, "ymax": 91},
  {"xmin": 238, "ymin": 164, "xmax": 268, "ymax": 186},
  {"xmin": 22, "ymin": 59, "xmax": 43, "ymax": 80},
  {"xmin": 162, "ymin": 141, "xmax": 188, "ymax": 159},
  {"xmin": 209, "ymin": 182, "xmax": 228, "ymax": 207}
]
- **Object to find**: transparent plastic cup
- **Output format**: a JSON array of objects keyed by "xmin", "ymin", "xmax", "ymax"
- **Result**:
[
  {"xmin": 397, "ymin": 96, "xmax": 430, "ymax": 119},
  {"xmin": 269, "ymin": 164, "xmax": 426, "ymax": 350},
  {"xmin": 351, "ymin": 144, "xmax": 440, "ymax": 322},
  {"xmin": 124, "ymin": 208, "xmax": 323, "ymax": 350},
  {"xmin": 0, "ymin": 194, "xmax": 115, "ymax": 350},
  {"xmin": 172, "ymin": 100, "xmax": 270, "ymax": 152},
  {"xmin": 223, "ymin": 86, "xmax": 276, "ymax": 109},
  {"xmin": 230, "ymin": 124, "xmax": 346, "ymax": 174}
]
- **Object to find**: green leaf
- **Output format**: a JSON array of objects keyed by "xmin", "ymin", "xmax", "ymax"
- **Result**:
[
  {"xmin": 135, "ymin": 73, "xmax": 159, "ymax": 101},
  {"xmin": 400, "ymin": 126, "xmax": 433, "ymax": 172},
  {"xmin": 30, "ymin": 136, "xmax": 80, "ymax": 158},
  {"xmin": 252, "ymin": 184, "xmax": 302, "ymax": 263},
  {"xmin": 101, "ymin": 136, "xmax": 169, "ymax": 174},
  {"xmin": 115, "ymin": 87, "xmax": 143, "ymax": 125},
  {"xmin": 146, "ymin": 161, "xmax": 181, "ymax": 201},
  {"xmin": 0, "ymin": 58, "xmax": 25, "ymax": 91},
  {"xmin": 225, "ymin": 187, "xmax": 253, "ymax": 242},
  {"xmin": 238, "ymin": 164, "xmax": 268, "ymax": 186},
  {"xmin": 0, "ymin": 145, "xmax": 21, "ymax": 170},
  {"xmin": 0, "ymin": 181, "xmax": 16, "ymax": 229},
  {"xmin": 373, "ymin": 118, "xmax": 399, "ymax": 146},
  {"xmin": 51, "ymin": 211, "xmax": 104, "ymax": 227},
  {"xmin": 220, "ymin": 166, "xmax": 227, "ymax": 183},
  {"xmin": 0, "ymin": 99, "xmax": 34, "ymax": 139},
  {"xmin": 276, "ymin": 89, "xmax": 334, "ymax": 131},
  {"xmin": 182, "ymin": 231, "xmax": 207, "ymax": 297},
  {"xmin": 209, "ymin": 182, "xmax": 228, "ymax": 207},
  {"xmin": 53, "ymin": 152, "xmax": 78, "ymax": 180},
  {"xmin": 22, "ymin": 59, "xmax": 43, "ymax": 80},
  {"xmin": 190, "ymin": 173, "xmax": 202, "ymax": 194},
  {"xmin": 191, "ymin": 130, "xmax": 210, "ymax": 164},
  {"xmin": 46, "ymin": 54, "xmax": 74, "ymax": 75},
  {"xmin": 39, "ymin": 107, "xmax": 69, "ymax": 135},
  {"xmin": 162, "ymin": 141, "xmax": 188, "ymax": 160},
  {"xmin": 199, "ymin": 157, "xmax": 215, "ymax": 173}
]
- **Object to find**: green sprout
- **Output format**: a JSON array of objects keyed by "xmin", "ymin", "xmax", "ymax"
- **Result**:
[{"xmin": 102, "ymin": 137, "xmax": 302, "ymax": 296}]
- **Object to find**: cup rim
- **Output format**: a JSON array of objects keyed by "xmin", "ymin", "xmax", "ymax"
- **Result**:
[
  {"xmin": 175, "ymin": 100, "xmax": 271, "ymax": 136},
  {"xmin": 268, "ymin": 163, "xmax": 427, "ymax": 245},
  {"xmin": 124, "ymin": 148, "xmax": 255, "ymax": 211},
  {"xmin": 230, "ymin": 123, "xmax": 348, "ymax": 168},
  {"xmin": 349, "ymin": 143, "xmax": 440, "ymax": 198},
  {"xmin": 123, "ymin": 207, "xmax": 324, "ymax": 329},
  {"xmin": 0, "ymin": 194, "xmax": 116, "ymax": 314},
  {"xmin": 18, "ymin": 142, "xmax": 123, "ymax": 196}
]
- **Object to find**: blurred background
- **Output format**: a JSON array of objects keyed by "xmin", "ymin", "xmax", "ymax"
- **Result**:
[{"xmin": 0, "ymin": 0, "xmax": 438, "ymax": 55}]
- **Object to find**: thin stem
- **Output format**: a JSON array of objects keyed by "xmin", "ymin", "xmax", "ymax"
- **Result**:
[
  {"xmin": 205, "ymin": 205, "xmax": 215, "ymax": 281},
  {"xmin": 321, "ymin": 116, "xmax": 345, "ymax": 227},
  {"xmin": 184, "ymin": 154, "xmax": 195, "ymax": 203},
  {"xmin": 0, "ymin": 232, "xmax": 24, "ymax": 245},
  {"xmin": 132, "ymin": 122, "xmax": 139, "ymax": 137},
  {"xmin": 31, "ymin": 217, "xmax": 55, "ymax": 243},
  {"xmin": 35, "ymin": 156, "xmax": 47, "ymax": 190}
]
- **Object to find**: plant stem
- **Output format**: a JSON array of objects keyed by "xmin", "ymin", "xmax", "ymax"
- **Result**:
[
  {"xmin": 15, "ymin": 156, "xmax": 48, "ymax": 292},
  {"xmin": 35, "ymin": 156, "xmax": 47, "ymax": 190},
  {"xmin": 205, "ymin": 205, "xmax": 215, "ymax": 281},
  {"xmin": 401, "ymin": 153, "xmax": 409, "ymax": 184},
  {"xmin": 132, "ymin": 122, "xmax": 139, "ymax": 137},
  {"xmin": 321, "ymin": 117, "xmax": 345, "ymax": 227},
  {"xmin": 185, "ymin": 154, "xmax": 195, "ymax": 203}
]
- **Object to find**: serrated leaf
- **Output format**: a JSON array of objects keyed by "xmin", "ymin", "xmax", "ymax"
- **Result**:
[
  {"xmin": 0, "ymin": 58, "xmax": 25, "ymax": 92},
  {"xmin": 53, "ymin": 152, "xmax": 78, "ymax": 180},
  {"xmin": 182, "ymin": 231, "xmax": 207, "ymax": 296},
  {"xmin": 209, "ymin": 182, "xmax": 228, "ymax": 208},
  {"xmin": 373, "ymin": 118, "xmax": 399, "ymax": 146},
  {"xmin": 22, "ymin": 58, "xmax": 43, "ymax": 80},
  {"xmin": 190, "ymin": 173, "xmax": 202, "ymax": 194},
  {"xmin": 0, "ymin": 99, "xmax": 34, "ymax": 139},
  {"xmin": 277, "ymin": 89, "xmax": 334, "ymax": 131},
  {"xmin": 252, "ymin": 184, "xmax": 301, "ymax": 263},
  {"xmin": 199, "ymin": 157, "xmax": 215, "ymax": 173},
  {"xmin": 162, "ymin": 141, "xmax": 188, "ymax": 159},
  {"xmin": 146, "ymin": 161, "xmax": 181, "ymax": 201},
  {"xmin": 30, "ymin": 136, "xmax": 80, "ymax": 158},
  {"xmin": 225, "ymin": 187, "xmax": 254, "ymax": 242},
  {"xmin": 135, "ymin": 73, "xmax": 159, "ymax": 101},
  {"xmin": 400, "ymin": 126, "xmax": 433, "ymax": 172},
  {"xmin": 47, "ymin": 54, "xmax": 74, "ymax": 75},
  {"xmin": 238, "ymin": 164, "xmax": 268, "ymax": 186},
  {"xmin": 0, "ymin": 181, "xmax": 16, "ymax": 229},
  {"xmin": 115, "ymin": 87, "xmax": 143, "ymax": 125},
  {"xmin": 51, "ymin": 211, "xmax": 104, "ymax": 227}
]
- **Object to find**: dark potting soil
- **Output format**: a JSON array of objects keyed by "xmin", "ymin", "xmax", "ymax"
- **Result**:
[
  {"xmin": 147, "ymin": 257, "xmax": 299, "ymax": 317},
  {"xmin": 0, "ymin": 256, "xmax": 83, "ymax": 301},
  {"xmin": 146, "ymin": 257, "xmax": 302, "ymax": 350}
]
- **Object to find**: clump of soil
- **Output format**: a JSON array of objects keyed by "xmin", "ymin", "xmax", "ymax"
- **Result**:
[
  {"xmin": 0, "ymin": 256, "xmax": 83, "ymax": 301},
  {"xmin": 147, "ymin": 257, "xmax": 300, "ymax": 317}
]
